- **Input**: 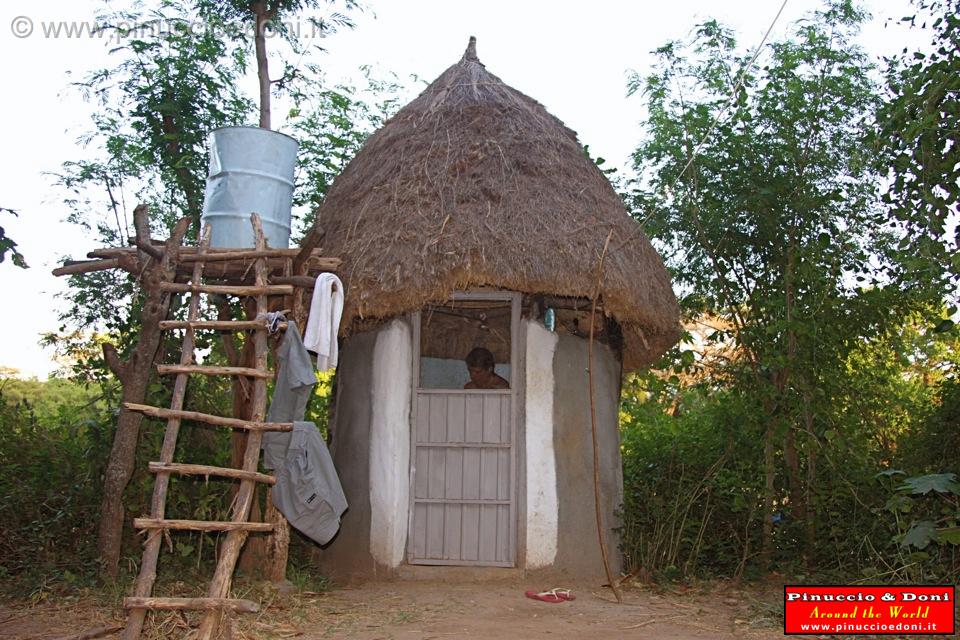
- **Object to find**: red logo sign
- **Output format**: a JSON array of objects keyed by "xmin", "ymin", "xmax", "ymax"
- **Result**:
[{"xmin": 784, "ymin": 585, "xmax": 955, "ymax": 635}]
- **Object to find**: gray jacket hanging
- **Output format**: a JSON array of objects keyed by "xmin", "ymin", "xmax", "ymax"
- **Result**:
[
  {"xmin": 271, "ymin": 421, "xmax": 347, "ymax": 546},
  {"xmin": 262, "ymin": 321, "xmax": 316, "ymax": 470},
  {"xmin": 262, "ymin": 321, "xmax": 347, "ymax": 545}
]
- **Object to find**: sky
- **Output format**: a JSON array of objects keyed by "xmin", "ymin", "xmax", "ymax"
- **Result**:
[{"xmin": 0, "ymin": 0, "xmax": 929, "ymax": 379}]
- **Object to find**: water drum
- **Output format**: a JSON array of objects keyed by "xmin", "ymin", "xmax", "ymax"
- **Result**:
[{"xmin": 200, "ymin": 126, "xmax": 299, "ymax": 248}]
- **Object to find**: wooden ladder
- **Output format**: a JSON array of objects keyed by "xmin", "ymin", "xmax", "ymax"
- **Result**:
[{"xmin": 121, "ymin": 215, "xmax": 290, "ymax": 640}]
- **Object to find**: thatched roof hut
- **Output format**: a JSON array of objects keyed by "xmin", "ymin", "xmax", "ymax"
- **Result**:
[{"xmin": 309, "ymin": 37, "xmax": 679, "ymax": 371}]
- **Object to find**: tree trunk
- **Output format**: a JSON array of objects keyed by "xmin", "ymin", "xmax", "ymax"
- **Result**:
[
  {"xmin": 252, "ymin": 2, "xmax": 274, "ymax": 129},
  {"xmin": 802, "ymin": 392, "xmax": 818, "ymax": 567},
  {"xmin": 760, "ymin": 417, "xmax": 776, "ymax": 567},
  {"xmin": 781, "ymin": 232, "xmax": 808, "ymax": 563},
  {"xmin": 782, "ymin": 422, "xmax": 807, "ymax": 562},
  {"xmin": 97, "ymin": 208, "xmax": 191, "ymax": 578}
]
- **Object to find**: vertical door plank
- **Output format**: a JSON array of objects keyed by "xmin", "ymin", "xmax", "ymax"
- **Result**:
[
  {"xmin": 500, "ymin": 397, "xmax": 511, "ymax": 443},
  {"xmin": 443, "ymin": 504, "xmax": 462, "ymax": 560},
  {"xmin": 480, "ymin": 448, "xmax": 498, "ymax": 500},
  {"xmin": 461, "ymin": 505, "xmax": 480, "ymax": 561},
  {"xmin": 428, "ymin": 394, "xmax": 448, "ymax": 442},
  {"xmin": 478, "ymin": 505, "xmax": 498, "ymax": 562},
  {"xmin": 446, "ymin": 394, "xmax": 466, "ymax": 443},
  {"xmin": 465, "ymin": 395, "xmax": 484, "ymax": 443},
  {"xmin": 414, "ymin": 448, "xmax": 429, "ymax": 499},
  {"xmin": 497, "ymin": 449, "xmax": 510, "ymax": 501},
  {"xmin": 425, "ymin": 503, "xmax": 445, "ymax": 558},
  {"xmin": 462, "ymin": 449, "xmax": 481, "ymax": 500},
  {"xmin": 496, "ymin": 505, "xmax": 510, "ymax": 563},
  {"xmin": 416, "ymin": 394, "xmax": 430, "ymax": 443},
  {"xmin": 412, "ymin": 503, "xmax": 427, "ymax": 559},
  {"xmin": 482, "ymin": 395, "xmax": 501, "ymax": 443},
  {"xmin": 428, "ymin": 447, "xmax": 445, "ymax": 500},
  {"xmin": 445, "ymin": 448, "xmax": 464, "ymax": 500}
]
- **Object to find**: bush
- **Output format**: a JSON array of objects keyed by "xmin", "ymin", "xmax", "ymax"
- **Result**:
[{"xmin": 0, "ymin": 386, "xmax": 110, "ymax": 595}]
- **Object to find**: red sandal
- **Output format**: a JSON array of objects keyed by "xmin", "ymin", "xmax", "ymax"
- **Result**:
[{"xmin": 525, "ymin": 588, "xmax": 575, "ymax": 603}]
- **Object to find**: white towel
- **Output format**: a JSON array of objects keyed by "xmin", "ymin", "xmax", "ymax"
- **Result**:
[{"xmin": 303, "ymin": 273, "xmax": 344, "ymax": 371}]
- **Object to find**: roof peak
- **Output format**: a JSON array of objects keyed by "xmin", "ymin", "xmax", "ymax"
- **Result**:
[{"xmin": 461, "ymin": 36, "xmax": 478, "ymax": 62}]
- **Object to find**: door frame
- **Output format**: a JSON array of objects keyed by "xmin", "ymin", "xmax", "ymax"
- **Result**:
[{"xmin": 407, "ymin": 290, "xmax": 523, "ymax": 566}]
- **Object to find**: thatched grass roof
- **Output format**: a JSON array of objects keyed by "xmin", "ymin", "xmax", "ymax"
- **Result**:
[{"xmin": 309, "ymin": 38, "xmax": 680, "ymax": 370}]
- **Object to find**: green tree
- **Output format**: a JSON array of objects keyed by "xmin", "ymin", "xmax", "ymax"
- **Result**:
[
  {"xmin": 628, "ymin": 0, "xmax": 915, "ymax": 567},
  {"xmin": 873, "ymin": 0, "xmax": 960, "ymax": 294},
  {"xmin": 53, "ymin": 0, "xmax": 254, "ymax": 576},
  {"xmin": 196, "ymin": 0, "xmax": 359, "ymax": 128}
]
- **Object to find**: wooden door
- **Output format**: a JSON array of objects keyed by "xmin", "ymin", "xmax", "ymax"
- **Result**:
[{"xmin": 408, "ymin": 293, "xmax": 519, "ymax": 567}]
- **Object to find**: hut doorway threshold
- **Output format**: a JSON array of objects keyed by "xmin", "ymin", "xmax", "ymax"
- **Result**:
[{"xmin": 407, "ymin": 292, "xmax": 521, "ymax": 567}]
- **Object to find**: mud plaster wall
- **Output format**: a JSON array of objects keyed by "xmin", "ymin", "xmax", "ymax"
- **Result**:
[
  {"xmin": 368, "ymin": 319, "xmax": 412, "ymax": 568},
  {"xmin": 524, "ymin": 321, "xmax": 559, "ymax": 568},
  {"xmin": 317, "ymin": 320, "xmax": 411, "ymax": 581},
  {"xmin": 552, "ymin": 334, "xmax": 624, "ymax": 577},
  {"xmin": 318, "ymin": 327, "xmax": 377, "ymax": 580}
]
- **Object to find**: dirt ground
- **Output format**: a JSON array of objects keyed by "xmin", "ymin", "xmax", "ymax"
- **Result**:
[{"xmin": 0, "ymin": 577, "xmax": 790, "ymax": 640}]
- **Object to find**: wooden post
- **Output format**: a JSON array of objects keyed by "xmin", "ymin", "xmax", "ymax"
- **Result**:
[
  {"xmin": 122, "ymin": 225, "xmax": 211, "ymax": 639},
  {"xmin": 97, "ymin": 205, "xmax": 191, "ymax": 579},
  {"xmin": 196, "ymin": 215, "xmax": 272, "ymax": 640}
]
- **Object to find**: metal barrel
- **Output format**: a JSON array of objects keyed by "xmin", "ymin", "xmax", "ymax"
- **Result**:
[{"xmin": 200, "ymin": 127, "xmax": 299, "ymax": 248}]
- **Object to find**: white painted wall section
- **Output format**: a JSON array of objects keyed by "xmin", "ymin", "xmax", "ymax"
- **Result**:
[
  {"xmin": 524, "ymin": 320, "xmax": 559, "ymax": 568},
  {"xmin": 368, "ymin": 319, "xmax": 412, "ymax": 568}
]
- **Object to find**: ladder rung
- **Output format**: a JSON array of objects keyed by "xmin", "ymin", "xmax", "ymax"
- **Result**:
[
  {"xmin": 160, "ymin": 282, "xmax": 293, "ymax": 296},
  {"xmin": 149, "ymin": 462, "xmax": 276, "ymax": 485},
  {"xmin": 134, "ymin": 518, "xmax": 275, "ymax": 532},
  {"xmin": 124, "ymin": 402, "xmax": 292, "ymax": 432},
  {"xmin": 160, "ymin": 320, "xmax": 269, "ymax": 331},
  {"xmin": 157, "ymin": 364, "xmax": 273, "ymax": 379},
  {"xmin": 124, "ymin": 597, "xmax": 259, "ymax": 613}
]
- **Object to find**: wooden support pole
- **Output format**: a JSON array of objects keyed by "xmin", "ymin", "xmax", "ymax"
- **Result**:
[
  {"xmin": 148, "ymin": 462, "xmax": 276, "ymax": 485},
  {"xmin": 197, "ymin": 214, "xmax": 274, "ymax": 640},
  {"xmin": 52, "ymin": 258, "xmax": 121, "ymax": 277},
  {"xmin": 124, "ymin": 402, "xmax": 292, "ymax": 432},
  {"xmin": 293, "ymin": 223, "xmax": 324, "ymax": 274},
  {"xmin": 588, "ymin": 231, "xmax": 622, "ymax": 604},
  {"xmin": 124, "ymin": 597, "xmax": 259, "ymax": 613},
  {"xmin": 159, "ymin": 320, "xmax": 270, "ymax": 331},
  {"xmin": 133, "ymin": 518, "xmax": 274, "ymax": 533},
  {"xmin": 97, "ymin": 208, "xmax": 191, "ymax": 580},
  {"xmin": 133, "ymin": 205, "xmax": 164, "ymax": 260},
  {"xmin": 122, "ymin": 225, "xmax": 210, "ymax": 640},
  {"xmin": 156, "ymin": 364, "xmax": 274, "ymax": 379},
  {"xmin": 180, "ymin": 248, "xmax": 310, "ymax": 262},
  {"xmin": 159, "ymin": 282, "xmax": 293, "ymax": 296},
  {"xmin": 271, "ymin": 275, "xmax": 316, "ymax": 289}
]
